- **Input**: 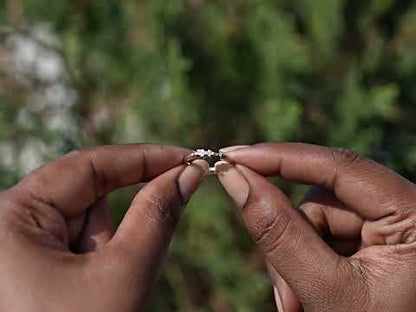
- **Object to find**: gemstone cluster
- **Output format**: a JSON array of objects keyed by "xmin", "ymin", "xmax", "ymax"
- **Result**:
[
  {"xmin": 192, "ymin": 149, "xmax": 222, "ymax": 160},
  {"xmin": 185, "ymin": 149, "xmax": 227, "ymax": 174}
]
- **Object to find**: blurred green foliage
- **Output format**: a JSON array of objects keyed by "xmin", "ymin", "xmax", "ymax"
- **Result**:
[{"xmin": 1, "ymin": 0, "xmax": 416, "ymax": 311}]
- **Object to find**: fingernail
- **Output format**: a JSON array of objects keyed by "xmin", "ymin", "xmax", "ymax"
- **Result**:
[
  {"xmin": 219, "ymin": 145, "xmax": 250, "ymax": 153},
  {"xmin": 215, "ymin": 161, "xmax": 249, "ymax": 208},
  {"xmin": 178, "ymin": 160, "xmax": 209, "ymax": 203},
  {"xmin": 273, "ymin": 286, "xmax": 284, "ymax": 312}
]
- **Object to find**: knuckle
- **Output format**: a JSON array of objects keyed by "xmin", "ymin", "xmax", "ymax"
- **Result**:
[
  {"xmin": 65, "ymin": 146, "xmax": 99, "ymax": 159},
  {"xmin": 65, "ymin": 148, "xmax": 108, "ymax": 197},
  {"xmin": 246, "ymin": 198, "xmax": 293, "ymax": 254},
  {"xmin": 63, "ymin": 148, "xmax": 94, "ymax": 165},
  {"xmin": 20, "ymin": 170, "xmax": 50, "ymax": 199},
  {"xmin": 64, "ymin": 149, "xmax": 96, "ymax": 169},
  {"xmin": 262, "ymin": 216, "xmax": 293, "ymax": 255},
  {"xmin": 331, "ymin": 147, "xmax": 362, "ymax": 169},
  {"xmin": 328, "ymin": 147, "xmax": 363, "ymax": 189},
  {"xmin": 65, "ymin": 149, "xmax": 87, "ymax": 159}
]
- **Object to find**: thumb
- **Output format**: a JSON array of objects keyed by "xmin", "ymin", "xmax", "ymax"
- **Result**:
[
  {"xmin": 112, "ymin": 160, "xmax": 208, "ymax": 264},
  {"xmin": 105, "ymin": 159, "xmax": 208, "ymax": 304},
  {"xmin": 216, "ymin": 162, "xmax": 364, "ymax": 309}
]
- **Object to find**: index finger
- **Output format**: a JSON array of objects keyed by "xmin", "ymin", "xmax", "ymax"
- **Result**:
[
  {"xmin": 225, "ymin": 142, "xmax": 416, "ymax": 220},
  {"xmin": 12, "ymin": 144, "xmax": 190, "ymax": 218}
]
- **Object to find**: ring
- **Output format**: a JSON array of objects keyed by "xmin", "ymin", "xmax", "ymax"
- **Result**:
[{"xmin": 185, "ymin": 149, "xmax": 234, "ymax": 174}]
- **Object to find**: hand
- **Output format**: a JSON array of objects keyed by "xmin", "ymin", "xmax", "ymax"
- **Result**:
[
  {"xmin": 0, "ymin": 144, "xmax": 208, "ymax": 312},
  {"xmin": 217, "ymin": 143, "xmax": 416, "ymax": 312}
]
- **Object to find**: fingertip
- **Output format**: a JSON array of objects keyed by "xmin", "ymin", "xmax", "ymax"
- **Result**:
[
  {"xmin": 178, "ymin": 159, "xmax": 209, "ymax": 203},
  {"xmin": 215, "ymin": 161, "xmax": 249, "ymax": 208},
  {"xmin": 214, "ymin": 160, "xmax": 234, "ymax": 176}
]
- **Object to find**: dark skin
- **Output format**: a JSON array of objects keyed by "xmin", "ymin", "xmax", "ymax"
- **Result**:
[
  {"xmin": 217, "ymin": 143, "xmax": 416, "ymax": 312},
  {"xmin": 0, "ymin": 144, "xmax": 208, "ymax": 312},
  {"xmin": 1, "ymin": 142, "xmax": 416, "ymax": 311}
]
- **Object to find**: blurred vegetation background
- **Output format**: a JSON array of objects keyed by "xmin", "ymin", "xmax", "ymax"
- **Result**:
[{"xmin": 1, "ymin": 0, "xmax": 416, "ymax": 311}]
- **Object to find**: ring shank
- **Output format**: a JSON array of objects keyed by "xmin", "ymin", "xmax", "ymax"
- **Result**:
[{"xmin": 184, "ymin": 154, "xmax": 197, "ymax": 165}]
